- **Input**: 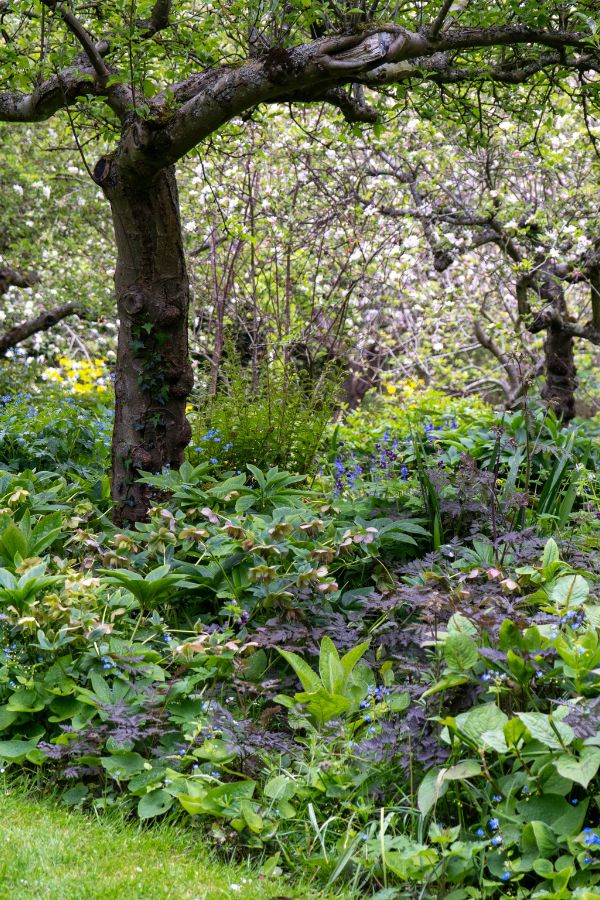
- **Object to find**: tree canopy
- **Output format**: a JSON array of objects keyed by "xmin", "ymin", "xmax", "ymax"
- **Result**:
[{"xmin": 1, "ymin": 1, "xmax": 599, "ymax": 523}]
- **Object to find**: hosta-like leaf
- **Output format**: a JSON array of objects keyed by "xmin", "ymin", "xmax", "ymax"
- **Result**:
[
  {"xmin": 549, "ymin": 574, "xmax": 589, "ymax": 608},
  {"xmin": 455, "ymin": 703, "xmax": 508, "ymax": 744},
  {"xmin": 318, "ymin": 636, "xmax": 344, "ymax": 695},
  {"xmin": 0, "ymin": 738, "xmax": 39, "ymax": 759},
  {"xmin": 340, "ymin": 639, "xmax": 371, "ymax": 676},
  {"xmin": 444, "ymin": 632, "xmax": 479, "ymax": 671},
  {"xmin": 277, "ymin": 648, "xmax": 321, "ymax": 693},
  {"xmin": 294, "ymin": 687, "xmax": 351, "ymax": 724},
  {"xmin": 137, "ymin": 789, "xmax": 174, "ymax": 819}
]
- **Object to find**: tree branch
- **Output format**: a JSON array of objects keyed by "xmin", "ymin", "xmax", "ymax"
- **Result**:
[
  {"xmin": 429, "ymin": 0, "xmax": 455, "ymax": 40},
  {"xmin": 0, "ymin": 302, "xmax": 82, "ymax": 357},
  {"xmin": 140, "ymin": 0, "xmax": 172, "ymax": 37},
  {"xmin": 292, "ymin": 85, "xmax": 379, "ymax": 123},
  {"xmin": 4, "ymin": 21, "xmax": 593, "ymax": 162},
  {"xmin": 0, "ymin": 266, "xmax": 39, "ymax": 296},
  {"xmin": 40, "ymin": 1, "xmax": 131, "ymax": 118},
  {"xmin": 41, "ymin": 1, "xmax": 109, "ymax": 87},
  {"xmin": 590, "ymin": 263, "xmax": 600, "ymax": 332},
  {"xmin": 0, "ymin": 48, "xmax": 110, "ymax": 122}
]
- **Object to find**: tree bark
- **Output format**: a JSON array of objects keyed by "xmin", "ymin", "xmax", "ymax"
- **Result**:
[
  {"xmin": 541, "ymin": 323, "xmax": 577, "ymax": 423},
  {"xmin": 534, "ymin": 268, "xmax": 578, "ymax": 424},
  {"xmin": 0, "ymin": 266, "xmax": 39, "ymax": 296},
  {"xmin": 97, "ymin": 162, "xmax": 193, "ymax": 524}
]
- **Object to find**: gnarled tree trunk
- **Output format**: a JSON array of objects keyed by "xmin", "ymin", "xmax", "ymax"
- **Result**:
[
  {"xmin": 97, "ymin": 162, "xmax": 193, "ymax": 524},
  {"xmin": 536, "ymin": 269, "xmax": 577, "ymax": 424},
  {"xmin": 541, "ymin": 323, "xmax": 577, "ymax": 423}
]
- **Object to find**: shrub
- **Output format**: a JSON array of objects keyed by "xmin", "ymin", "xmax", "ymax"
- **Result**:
[{"xmin": 188, "ymin": 354, "xmax": 340, "ymax": 474}]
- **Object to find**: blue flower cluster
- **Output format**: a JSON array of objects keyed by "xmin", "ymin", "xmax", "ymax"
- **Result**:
[
  {"xmin": 191, "ymin": 427, "xmax": 233, "ymax": 465},
  {"xmin": 476, "ymin": 817, "xmax": 503, "ymax": 848},
  {"xmin": 584, "ymin": 828, "xmax": 600, "ymax": 847},
  {"xmin": 332, "ymin": 435, "xmax": 409, "ymax": 495},
  {"xmin": 561, "ymin": 608, "xmax": 586, "ymax": 630},
  {"xmin": 359, "ymin": 685, "xmax": 390, "ymax": 709}
]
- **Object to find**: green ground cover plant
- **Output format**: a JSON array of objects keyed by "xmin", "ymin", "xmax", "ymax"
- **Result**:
[{"xmin": 0, "ymin": 386, "xmax": 597, "ymax": 897}]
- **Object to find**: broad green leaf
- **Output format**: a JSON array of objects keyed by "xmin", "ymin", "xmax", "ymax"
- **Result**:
[
  {"xmin": 340, "ymin": 639, "xmax": 371, "ymax": 676},
  {"xmin": 549, "ymin": 574, "xmax": 589, "ymax": 608},
  {"xmin": 277, "ymin": 649, "xmax": 321, "ymax": 693},
  {"xmin": 384, "ymin": 845, "xmax": 437, "ymax": 879},
  {"xmin": 194, "ymin": 738, "xmax": 233, "ymax": 763},
  {"xmin": 349, "ymin": 662, "xmax": 375, "ymax": 694},
  {"xmin": 0, "ymin": 525, "xmax": 28, "ymax": 561},
  {"xmin": 7, "ymin": 689, "xmax": 46, "ymax": 712},
  {"xmin": 388, "ymin": 692, "xmax": 410, "ymax": 712},
  {"xmin": 422, "ymin": 673, "xmax": 468, "ymax": 698},
  {"xmin": 318, "ymin": 636, "xmax": 344, "ymax": 694},
  {"xmin": 0, "ymin": 738, "xmax": 38, "ymax": 759},
  {"xmin": 542, "ymin": 538, "xmax": 560, "ymax": 569},
  {"xmin": 137, "ymin": 789, "xmax": 174, "ymax": 819},
  {"xmin": 240, "ymin": 798, "xmax": 263, "ymax": 833},
  {"xmin": 455, "ymin": 703, "xmax": 508, "ymax": 744},
  {"xmin": 90, "ymin": 672, "xmax": 112, "ymax": 704},
  {"xmin": 554, "ymin": 747, "xmax": 600, "ymax": 788},
  {"xmin": 522, "ymin": 820, "xmax": 557, "ymax": 858},
  {"xmin": 480, "ymin": 727, "xmax": 509, "ymax": 753},
  {"xmin": 444, "ymin": 632, "xmax": 479, "ymax": 671},
  {"xmin": 443, "ymin": 759, "xmax": 482, "ymax": 782},
  {"xmin": 294, "ymin": 687, "xmax": 351, "ymax": 724},
  {"xmin": 532, "ymin": 858, "xmax": 554, "ymax": 877},
  {"xmin": 517, "ymin": 712, "xmax": 574, "ymax": 749},
  {"xmin": 0, "ymin": 706, "xmax": 18, "ymax": 732},
  {"xmin": 447, "ymin": 613, "xmax": 477, "ymax": 636},
  {"xmin": 417, "ymin": 767, "xmax": 448, "ymax": 816},
  {"xmin": 517, "ymin": 794, "xmax": 572, "ymax": 828},
  {"xmin": 128, "ymin": 767, "xmax": 168, "ymax": 794},
  {"xmin": 101, "ymin": 751, "xmax": 146, "ymax": 780},
  {"xmin": 264, "ymin": 775, "xmax": 296, "ymax": 801}
]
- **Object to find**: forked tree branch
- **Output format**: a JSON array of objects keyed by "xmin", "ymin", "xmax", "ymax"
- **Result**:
[
  {"xmin": 429, "ymin": 0, "xmax": 456, "ymax": 40},
  {"xmin": 0, "ymin": 20, "xmax": 596, "ymax": 175},
  {"xmin": 40, "ymin": 1, "xmax": 131, "ymax": 118}
]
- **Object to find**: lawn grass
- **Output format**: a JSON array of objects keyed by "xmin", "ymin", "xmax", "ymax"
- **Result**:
[{"xmin": 0, "ymin": 787, "xmax": 329, "ymax": 899}]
